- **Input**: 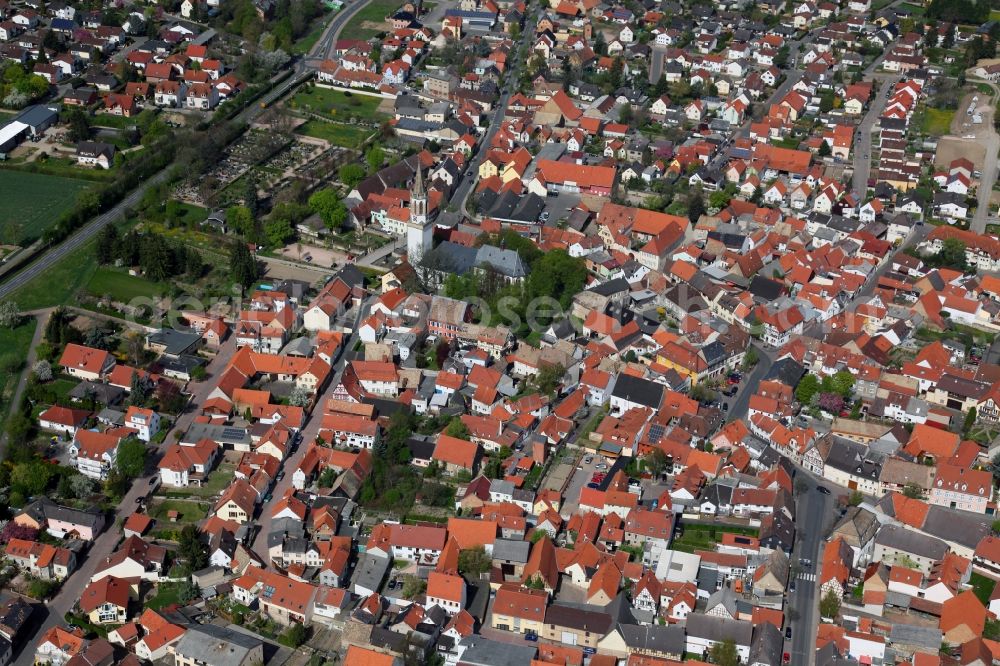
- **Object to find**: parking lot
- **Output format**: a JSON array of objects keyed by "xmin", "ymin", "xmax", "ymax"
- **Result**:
[
  {"xmin": 540, "ymin": 192, "xmax": 583, "ymax": 227},
  {"xmin": 559, "ymin": 452, "xmax": 611, "ymax": 518}
]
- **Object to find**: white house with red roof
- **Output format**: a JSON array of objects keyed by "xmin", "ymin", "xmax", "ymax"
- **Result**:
[
  {"xmin": 58, "ymin": 343, "xmax": 115, "ymax": 380},
  {"xmin": 125, "ymin": 406, "xmax": 160, "ymax": 442},
  {"xmin": 38, "ymin": 405, "xmax": 91, "ymax": 435},
  {"xmin": 426, "ymin": 571, "xmax": 465, "ymax": 616},
  {"xmin": 70, "ymin": 430, "xmax": 125, "ymax": 480}
]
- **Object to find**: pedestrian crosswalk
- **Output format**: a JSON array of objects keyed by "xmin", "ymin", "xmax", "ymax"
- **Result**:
[{"xmin": 797, "ymin": 573, "xmax": 817, "ymax": 582}]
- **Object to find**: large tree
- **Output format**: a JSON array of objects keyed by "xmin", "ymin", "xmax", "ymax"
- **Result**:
[
  {"xmin": 308, "ymin": 188, "xmax": 348, "ymax": 230},
  {"xmin": 229, "ymin": 241, "xmax": 260, "ymax": 291},
  {"xmin": 458, "ymin": 546, "xmax": 492, "ymax": 575},
  {"xmin": 795, "ymin": 374, "xmax": 820, "ymax": 405},
  {"xmin": 116, "ymin": 438, "xmax": 148, "ymax": 478}
]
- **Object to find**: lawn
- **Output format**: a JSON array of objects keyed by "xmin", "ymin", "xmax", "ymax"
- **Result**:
[
  {"xmin": 0, "ymin": 171, "xmax": 92, "ymax": 245},
  {"xmin": 90, "ymin": 113, "xmax": 141, "ymax": 129},
  {"xmin": 148, "ymin": 498, "xmax": 209, "ymax": 525},
  {"xmin": 290, "ymin": 86, "xmax": 388, "ymax": 122},
  {"xmin": 671, "ymin": 523, "xmax": 758, "ymax": 554},
  {"xmin": 162, "ymin": 463, "xmax": 236, "ymax": 498},
  {"xmin": 970, "ymin": 572, "xmax": 996, "ymax": 604},
  {"xmin": 671, "ymin": 529, "xmax": 718, "ymax": 553},
  {"xmin": 8, "ymin": 237, "xmax": 98, "ymax": 310},
  {"xmin": 146, "ymin": 582, "xmax": 187, "ymax": 610},
  {"xmin": 899, "ymin": 1, "xmax": 924, "ymax": 15},
  {"xmin": 296, "ymin": 120, "xmax": 372, "ymax": 148},
  {"xmin": 86, "ymin": 266, "xmax": 167, "ymax": 302},
  {"xmin": 0, "ymin": 319, "xmax": 37, "ymax": 426},
  {"xmin": 921, "ymin": 108, "xmax": 955, "ymax": 136},
  {"xmin": 5, "ymin": 157, "xmax": 116, "ymax": 183},
  {"xmin": 342, "ymin": 0, "xmax": 401, "ymax": 38}
]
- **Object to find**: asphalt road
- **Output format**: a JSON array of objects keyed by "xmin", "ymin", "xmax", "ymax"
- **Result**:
[
  {"xmin": 305, "ymin": 0, "xmax": 376, "ymax": 65},
  {"xmin": 787, "ymin": 472, "xmax": 834, "ymax": 666},
  {"xmin": 852, "ymin": 77, "xmax": 897, "ymax": 198},
  {"xmin": 725, "ymin": 342, "xmax": 774, "ymax": 424}
]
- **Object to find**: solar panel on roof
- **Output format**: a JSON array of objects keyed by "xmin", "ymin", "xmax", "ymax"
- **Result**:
[
  {"xmin": 648, "ymin": 424, "xmax": 666, "ymax": 443},
  {"xmin": 222, "ymin": 428, "xmax": 245, "ymax": 439}
]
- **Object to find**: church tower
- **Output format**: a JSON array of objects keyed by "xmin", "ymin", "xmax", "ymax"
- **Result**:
[{"xmin": 407, "ymin": 167, "xmax": 433, "ymax": 263}]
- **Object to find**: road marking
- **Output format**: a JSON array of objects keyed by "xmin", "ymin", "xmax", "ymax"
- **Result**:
[{"xmin": 797, "ymin": 573, "xmax": 816, "ymax": 581}]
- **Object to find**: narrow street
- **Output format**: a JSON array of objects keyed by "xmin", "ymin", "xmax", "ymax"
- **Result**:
[
  {"xmin": 249, "ymin": 295, "xmax": 374, "ymax": 561},
  {"xmin": 852, "ymin": 77, "xmax": 897, "ymax": 198},
  {"xmin": 456, "ymin": 8, "xmax": 539, "ymax": 218}
]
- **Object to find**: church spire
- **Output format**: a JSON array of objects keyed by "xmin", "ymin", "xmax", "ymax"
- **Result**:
[{"xmin": 412, "ymin": 166, "xmax": 425, "ymax": 198}]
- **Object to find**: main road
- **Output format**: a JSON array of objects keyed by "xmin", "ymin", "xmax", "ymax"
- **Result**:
[
  {"xmin": 787, "ymin": 472, "xmax": 834, "ymax": 666},
  {"xmin": 970, "ymin": 80, "xmax": 1000, "ymax": 234},
  {"xmin": 249, "ymin": 294, "xmax": 374, "ymax": 562}
]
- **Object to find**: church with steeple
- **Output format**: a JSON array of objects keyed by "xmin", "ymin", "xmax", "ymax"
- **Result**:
[{"xmin": 406, "ymin": 167, "xmax": 434, "ymax": 264}]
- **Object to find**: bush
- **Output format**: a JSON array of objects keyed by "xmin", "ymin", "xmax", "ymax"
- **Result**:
[{"xmin": 278, "ymin": 622, "xmax": 309, "ymax": 648}]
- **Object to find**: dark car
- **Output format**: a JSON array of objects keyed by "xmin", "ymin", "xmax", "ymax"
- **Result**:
[
  {"xmin": 785, "ymin": 627, "xmax": 792, "ymax": 639},
  {"xmin": 586, "ymin": 482, "xmax": 600, "ymax": 489},
  {"xmin": 817, "ymin": 486, "xmax": 831, "ymax": 494},
  {"xmin": 525, "ymin": 631, "xmax": 539, "ymax": 642}
]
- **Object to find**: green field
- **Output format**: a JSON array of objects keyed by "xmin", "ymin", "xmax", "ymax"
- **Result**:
[
  {"xmin": 899, "ymin": 2, "xmax": 924, "ymax": 15},
  {"xmin": 0, "ymin": 319, "xmax": 37, "ymax": 425},
  {"xmin": 296, "ymin": 120, "xmax": 373, "ymax": 148},
  {"xmin": 342, "ymin": 0, "xmax": 400, "ymax": 38},
  {"xmin": 290, "ymin": 86, "xmax": 389, "ymax": 122},
  {"xmin": 921, "ymin": 108, "xmax": 955, "ymax": 136},
  {"xmin": 0, "ymin": 172, "xmax": 92, "ymax": 244},
  {"xmin": 86, "ymin": 267, "xmax": 167, "ymax": 302},
  {"xmin": 147, "ymin": 582, "xmax": 188, "ymax": 610},
  {"xmin": 8, "ymin": 238, "xmax": 99, "ymax": 310}
]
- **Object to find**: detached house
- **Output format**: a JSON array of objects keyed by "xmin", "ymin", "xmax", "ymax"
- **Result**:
[
  {"xmin": 159, "ymin": 439, "xmax": 220, "ymax": 488},
  {"xmin": 70, "ymin": 430, "xmax": 125, "ymax": 480},
  {"xmin": 59, "ymin": 344, "xmax": 115, "ymax": 380}
]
